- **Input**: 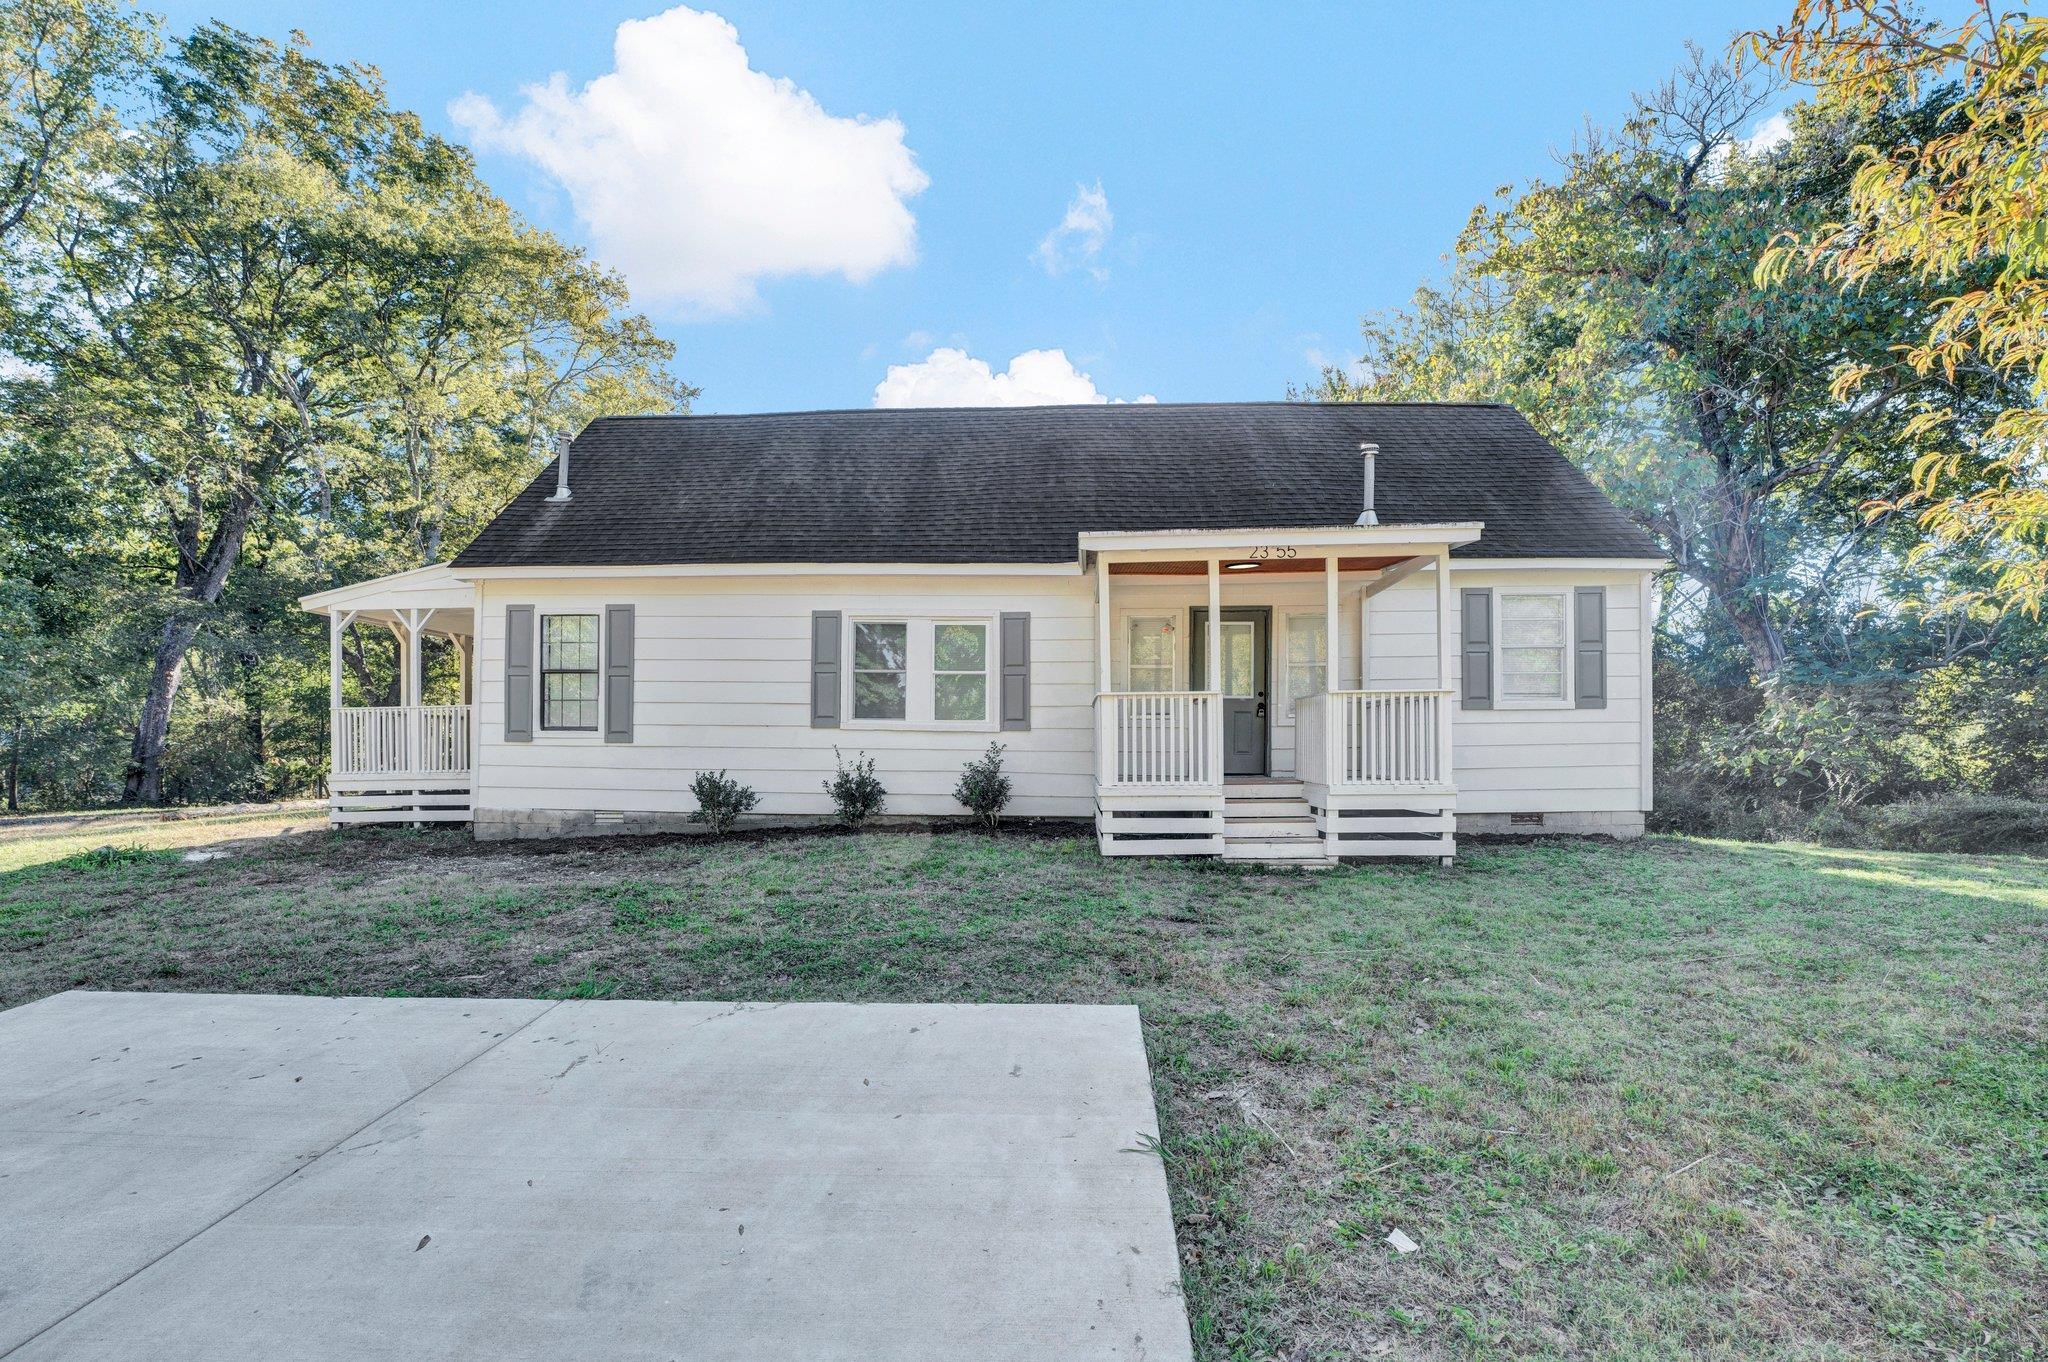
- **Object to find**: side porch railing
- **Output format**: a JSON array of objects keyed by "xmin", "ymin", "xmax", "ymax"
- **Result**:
[
  {"xmin": 333, "ymin": 704, "xmax": 474, "ymax": 779},
  {"xmin": 1094, "ymin": 691, "xmax": 1221, "ymax": 790},
  {"xmin": 1297, "ymin": 689, "xmax": 1453, "ymax": 790}
]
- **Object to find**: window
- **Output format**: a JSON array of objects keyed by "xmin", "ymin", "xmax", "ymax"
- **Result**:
[
  {"xmin": 540, "ymin": 613, "xmax": 599, "ymax": 731},
  {"xmin": 846, "ymin": 617, "xmax": 998, "ymax": 726},
  {"xmin": 933, "ymin": 622, "xmax": 989, "ymax": 721},
  {"xmin": 1125, "ymin": 615, "xmax": 1175, "ymax": 691},
  {"xmin": 1283, "ymin": 614, "xmax": 1327, "ymax": 719},
  {"xmin": 1499, "ymin": 591, "xmax": 1567, "ymax": 701},
  {"xmin": 852, "ymin": 620, "xmax": 908, "ymax": 720}
]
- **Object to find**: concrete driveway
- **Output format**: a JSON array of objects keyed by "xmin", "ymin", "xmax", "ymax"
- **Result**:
[{"xmin": 0, "ymin": 992, "xmax": 1191, "ymax": 1361}]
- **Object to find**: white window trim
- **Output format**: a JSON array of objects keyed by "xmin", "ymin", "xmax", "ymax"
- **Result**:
[
  {"xmin": 532, "ymin": 608, "xmax": 605, "ymax": 741},
  {"xmin": 1116, "ymin": 608, "xmax": 1182, "ymax": 693},
  {"xmin": 842, "ymin": 614, "xmax": 999, "ymax": 732},
  {"xmin": 1493, "ymin": 587, "xmax": 1573, "ymax": 709},
  {"xmin": 1278, "ymin": 610, "xmax": 1330, "ymax": 725}
]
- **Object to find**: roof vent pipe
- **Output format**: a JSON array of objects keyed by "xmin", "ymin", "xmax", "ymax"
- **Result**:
[
  {"xmin": 1354, "ymin": 441, "xmax": 1379, "ymax": 526},
  {"xmin": 546, "ymin": 433, "xmax": 572, "ymax": 502}
]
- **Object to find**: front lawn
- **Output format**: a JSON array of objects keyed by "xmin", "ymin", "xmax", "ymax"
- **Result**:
[{"xmin": 1, "ymin": 819, "xmax": 2040, "ymax": 1359}]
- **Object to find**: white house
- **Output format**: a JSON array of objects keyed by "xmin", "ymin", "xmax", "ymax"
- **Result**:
[{"xmin": 298, "ymin": 403, "xmax": 1665, "ymax": 863}]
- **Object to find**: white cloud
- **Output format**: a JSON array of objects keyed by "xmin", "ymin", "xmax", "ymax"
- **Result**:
[
  {"xmin": 1031, "ymin": 181, "xmax": 1113, "ymax": 280},
  {"xmin": 873, "ymin": 347, "xmax": 1155, "ymax": 407},
  {"xmin": 450, "ymin": 6, "xmax": 928, "ymax": 315},
  {"xmin": 1742, "ymin": 111, "xmax": 1793, "ymax": 156}
]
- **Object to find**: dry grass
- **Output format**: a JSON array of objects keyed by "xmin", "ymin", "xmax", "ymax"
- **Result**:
[{"xmin": 1, "ymin": 816, "xmax": 2042, "ymax": 1360}]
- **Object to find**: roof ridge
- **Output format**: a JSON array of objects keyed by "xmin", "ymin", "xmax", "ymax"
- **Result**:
[{"xmin": 586, "ymin": 400, "xmax": 1515, "ymax": 424}]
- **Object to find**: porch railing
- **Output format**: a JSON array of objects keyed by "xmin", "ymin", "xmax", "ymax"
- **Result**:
[
  {"xmin": 333, "ymin": 704, "xmax": 473, "ymax": 778},
  {"xmin": 1095, "ymin": 691, "xmax": 1220, "ymax": 789},
  {"xmin": 1298, "ymin": 689, "xmax": 1451, "ymax": 789}
]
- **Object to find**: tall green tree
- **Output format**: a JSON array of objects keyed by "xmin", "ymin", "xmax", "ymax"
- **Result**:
[
  {"xmin": 1749, "ymin": 1, "xmax": 2048, "ymax": 612},
  {"xmin": 0, "ymin": 0, "xmax": 152, "ymax": 247},
  {"xmin": 1310, "ymin": 48, "xmax": 2020, "ymax": 678},
  {"xmin": 3, "ymin": 18, "xmax": 686, "ymax": 805}
]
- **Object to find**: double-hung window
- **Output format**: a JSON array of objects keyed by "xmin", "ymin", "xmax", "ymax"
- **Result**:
[
  {"xmin": 1125, "ymin": 615, "xmax": 1175, "ymax": 692},
  {"xmin": 1498, "ymin": 591, "xmax": 1568, "ymax": 702},
  {"xmin": 540, "ymin": 613, "xmax": 600, "ymax": 731},
  {"xmin": 848, "ymin": 618, "xmax": 994, "ymax": 726},
  {"xmin": 852, "ymin": 621, "xmax": 909, "ymax": 721},
  {"xmin": 1283, "ymin": 613, "xmax": 1328, "ymax": 720},
  {"xmin": 933, "ymin": 622, "xmax": 989, "ymax": 720}
]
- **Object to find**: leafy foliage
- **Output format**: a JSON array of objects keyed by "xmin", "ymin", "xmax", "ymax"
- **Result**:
[
  {"xmin": 1308, "ymin": 48, "xmax": 2022, "ymax": 681},
  {"xmin": 952, "ymin": 742, "xmax": 1012, "ymax": 829},
  {"xmin": 688, "ymin": 770, "xmax": 759, "ymax": 836},
  {"xmin": 1750, "ymin": 2, "xmax": 2048, "ymax": 612},
  {"xmin": 0, "ymin": 5, "xmax": 691, "ymax": 808},
  {"xmin": 823, "ymin": 748, "xmax": 886, "ymax": 828}
]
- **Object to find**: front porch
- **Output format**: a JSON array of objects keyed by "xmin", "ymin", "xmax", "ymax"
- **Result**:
[
  {"xmin": 300, "ymin": 565, "xmax": 477, "ymax": 826},
  {"xmin": 1087, "ymin": 525, "xmax": 1476, "ymax": 864}
]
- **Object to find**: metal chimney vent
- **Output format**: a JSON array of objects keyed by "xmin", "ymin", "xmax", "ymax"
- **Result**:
[{"xmin": 1354, "ymin": 441, "xmax": 1379, "ymax": 526}]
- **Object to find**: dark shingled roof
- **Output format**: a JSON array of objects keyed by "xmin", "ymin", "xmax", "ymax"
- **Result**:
[{"xmin": 452, "ymin": 402, "xmax": 1661, "ymax": 568}]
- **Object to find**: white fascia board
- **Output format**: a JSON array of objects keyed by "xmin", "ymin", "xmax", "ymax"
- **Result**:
[
  {"xmin": 1080, "ymin": 523, "xmax": 1485, "ymax": 557},
  {"xmin": 1443, "ymin": 556, "xmax": 1671, "ymax": 572},
  {"xmin": 447, "ymin": 560, "xmax": 1084, "ymax": 581}
]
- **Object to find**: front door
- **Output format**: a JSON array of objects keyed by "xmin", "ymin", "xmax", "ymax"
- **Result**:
[{"xmin": 1190, "ymin": 607, "xmax": 1269, "ymax": 776}]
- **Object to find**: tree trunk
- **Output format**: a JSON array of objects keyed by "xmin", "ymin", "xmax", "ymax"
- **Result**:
[
  {"xmin": 122, "ymin": 613, "xmax": 202, "ymax": 804},
  {"xmin": 120, "ymin": 482, "xmax": 262, "ymax": 805},
  {"xmin": 1690, "ymin": 392, "xmax": 1789, "ymax": 680},
  {"xmin": 6, "ymin": 729, "xmax": 19, "ymax": 812}
]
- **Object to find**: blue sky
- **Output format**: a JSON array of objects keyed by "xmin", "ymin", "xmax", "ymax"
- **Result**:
[{"xmin": 154, "ymin": 1, "xmax": 1787, "ymax": 413}]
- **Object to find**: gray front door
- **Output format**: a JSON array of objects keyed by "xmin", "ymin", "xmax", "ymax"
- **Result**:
[{"xmin": 1190, "ymin": 607, "xmax": 1269, "ymax": 776}]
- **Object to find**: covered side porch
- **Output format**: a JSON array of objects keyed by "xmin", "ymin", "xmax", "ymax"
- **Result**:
[
  {"xmin": 298, "ymin": 564, "xmax": 477, "ymax": 826},
  {"xmin": 1087, "ymin": 524, "xmax": 1480, "ymax": 864}
]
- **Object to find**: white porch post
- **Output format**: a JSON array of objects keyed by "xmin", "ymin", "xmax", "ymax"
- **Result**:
[
  {"xmin": 455, "ymin": 636, "xmax": 472, "ymax": 706},
  {"xmin": 1206, "ymin": 558, "xmax": 1221, "ymax": 786},
  {"xmin": 1095, "ymin": 553, "xmax": 1112, "ymax": 791},
  {"xmin": 329, "ymin": 613, "xmax": 344, "ymax": 713},
  {"xmin": 1435, "ymin": 547, "xmax": 1454, "ymax": 785},
  {"xmin": 1324, "ymin": 555, "xmax": 1339, "ymax": 692},
  {"xmin": 1096, "ymin": 553, "xmax": 1112, "ymax": 694},
  {"xmin": 1325, "ymin": 554, "xmax": 1340, "ymax": 789}
]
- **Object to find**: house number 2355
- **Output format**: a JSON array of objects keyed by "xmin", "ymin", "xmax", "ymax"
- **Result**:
[{"xmin": 1246, "ymin": 546, "xmax": 1297, "ymax": 560}]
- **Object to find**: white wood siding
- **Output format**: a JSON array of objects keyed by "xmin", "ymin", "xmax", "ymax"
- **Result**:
[
  {"xmin": 1367, "ymin": 566, "xmax": 1651, "ymax": 814},
  {"xmin": 468, "ymin": 563, "xmax": 1653, "ymax": 821},
  {"xmin": 474, "ymin": 574, "xmax": 1098, "ymax": 818}
]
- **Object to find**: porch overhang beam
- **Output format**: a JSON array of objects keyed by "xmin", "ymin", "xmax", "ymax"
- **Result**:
[{"xmin": 1077, "ymin": 522, "xmax": 1481, "ymax": 561}]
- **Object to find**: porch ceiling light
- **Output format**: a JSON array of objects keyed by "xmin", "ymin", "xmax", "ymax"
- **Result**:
[{"xmin": 1223, "ymin": 560, "xmax": 1260, "ymax": 571}]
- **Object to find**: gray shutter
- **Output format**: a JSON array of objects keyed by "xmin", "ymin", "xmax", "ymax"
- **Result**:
[
  {"xmin": 1459, "ymin": 589, "xmax": 1493, "ymax": 710},
  {"xmin": 810, "ymin": 611, "xmax": 842, "ymax": 728},
  {"xmin": 604, "ymin": 604, "xmax": 635, "ymax": 742},
  {"xmin": 1574, "ymin": 586, "xmax": 1607, "ymax": 709},
  {"xmin": 999, "ymin": 612, "xmax": 1031, "ymax": 730},
  {"xmin": 504, "ymin": 605, "xmax": 535, "ymax": 742}
]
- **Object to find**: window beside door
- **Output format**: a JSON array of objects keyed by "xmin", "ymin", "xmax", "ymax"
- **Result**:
[
  {"xmin": 1282, "ymin": 613, "xmax": 1327, "ymax": 720},
  {"xmin": 1124, "ymin": 614, "xmax": 1175, "ymax": 691}
]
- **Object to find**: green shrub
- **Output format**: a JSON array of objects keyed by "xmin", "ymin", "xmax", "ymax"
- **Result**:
[
  {"xmin": 953, "ymin": 742, "xmax": 1012, "ymax": 829},
  {"xmin": 823, "ymin": 748, "xmax": 886, "ymax": 827},
  {"xmin": 688, "ymin": 770, "xmax": 758, "ymax": 835},
  {"xmin": 1856, "ymin": 795, "xmax": 2048, "ymax": 853}
]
